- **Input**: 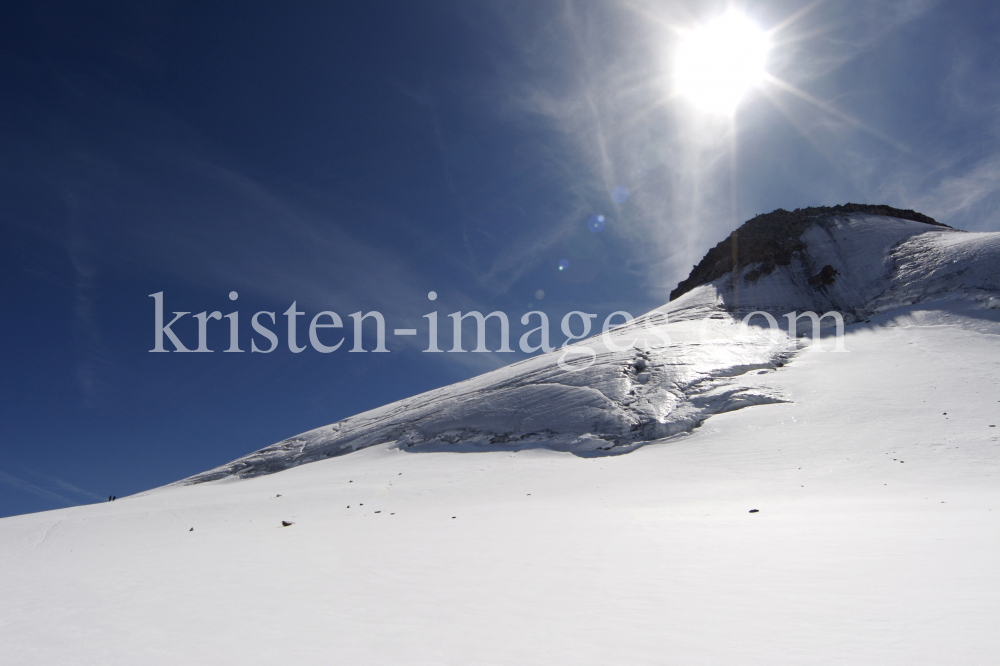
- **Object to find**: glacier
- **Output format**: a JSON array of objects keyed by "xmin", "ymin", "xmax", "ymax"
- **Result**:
[
  {"xmin": 179, "ymin": 208, "xmax": 1000, "ymax": 483},
  {"xmin": 2, "ymin": 206, "xmax": 999, "ymax": 665}
]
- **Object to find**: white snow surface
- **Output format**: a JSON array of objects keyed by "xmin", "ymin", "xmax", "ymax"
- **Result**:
[
  {"xmin": 2, "ymin": 214, "xmax": 999, "ymax": 664},
  {"xmin": 180, "ymin": 214, "xmax": 1000, "ymax": 481},
  {"xmin": 672, "ymin": 214, "xmax": 1000, "ymax": 318}
]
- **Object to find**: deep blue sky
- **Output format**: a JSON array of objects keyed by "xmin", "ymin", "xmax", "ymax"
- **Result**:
[{"xmin": 3, "ymin": 0, "xmax": 1000, "ymax": 517}]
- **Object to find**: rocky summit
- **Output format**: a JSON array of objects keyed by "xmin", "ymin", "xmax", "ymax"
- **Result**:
[{"xmin": 670, "ymin": 204, "xmax": 947, "ymax": 302}]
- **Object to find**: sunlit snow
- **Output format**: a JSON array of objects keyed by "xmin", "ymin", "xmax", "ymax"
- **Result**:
[{"xmin": 1, "ymin": 212, "xmax": 998, "ymax": 664}]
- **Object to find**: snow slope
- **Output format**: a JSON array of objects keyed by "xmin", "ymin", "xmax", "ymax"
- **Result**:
[
  {"xmin": 181, "ymin": 213, "xmax": 1000, "ymax": 481},
  {"xmin": 2, "ymin": 211, "xmax": 998, "ymax": 664},
  {"xmin": 0, "ymin": 304, "xmax": 998, "ymax": 665}
]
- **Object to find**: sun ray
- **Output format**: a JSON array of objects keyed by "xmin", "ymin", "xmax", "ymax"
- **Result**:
[
  {"xmin": 756, "ymin": 85, "xmax": 865, "ymax": 186},
  {"xmin": 765, "ymin": 0, "xmax": 827, "ymax": 39},
  {"xmin": 763, "ymin": 74, "xmax": 911, "ymax": 152}
]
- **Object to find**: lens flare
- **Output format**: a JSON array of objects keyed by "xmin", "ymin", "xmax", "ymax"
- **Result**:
[{"xmin": 587, "ymin": 215, "xmax": 606, "ymax": 233}]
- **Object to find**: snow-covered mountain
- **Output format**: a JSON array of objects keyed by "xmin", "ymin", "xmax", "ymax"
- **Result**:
[
  {"xmin": 3, "ymin": 205, "xmax": 998, "ymax": 665},
  {"xmin": 180, "ymin": 205, "xmax": 1000, "ymax": 483},
  {"xmin": 670, "ymin": 204, "xmax": 999, "ymax": 319}
]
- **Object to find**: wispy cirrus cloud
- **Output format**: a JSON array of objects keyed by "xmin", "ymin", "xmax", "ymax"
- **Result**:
[
  {"xmin": 904, "ymin": 154, "xmax": 1000, "ymax": 229},
  {"xmin": 0, "ymin": 469, "xmax": 79, "ymax": 507},
  {"xmin": 469, "ymin": 0, "xmax": 956, "ymax": 303}
]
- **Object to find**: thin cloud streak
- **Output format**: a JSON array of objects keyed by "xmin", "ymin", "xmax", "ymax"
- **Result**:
[
  {"xmin": 0, "ymin": 470, "xmax": 77, "ymax": 507},
  {"xmin": 908, "ymin": 154, "xmax": 1000, "ymax": 228}
]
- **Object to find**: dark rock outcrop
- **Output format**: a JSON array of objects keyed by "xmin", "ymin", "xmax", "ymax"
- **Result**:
[
  {"xmin": 807, "ymin": 265, "xmax": 839, "ymax": 289},
  {"xmin": 670, "ymin": 204, "xmax": 945, "ymax": 301}
]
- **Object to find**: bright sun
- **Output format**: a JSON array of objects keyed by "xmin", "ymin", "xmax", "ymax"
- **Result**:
[{"xmin": 674, "ymin": 11, "xmax": 770, "ymax": 115}]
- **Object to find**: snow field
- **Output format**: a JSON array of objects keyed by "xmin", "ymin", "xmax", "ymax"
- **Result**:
[{"xmin": 1, "ymin": 317, "xmax": 998, "ymax": 665}]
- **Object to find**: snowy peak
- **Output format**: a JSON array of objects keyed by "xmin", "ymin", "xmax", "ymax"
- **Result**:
[
  {"xmin": 671, "ymin": 204, "xmax": 947, "ymax": 302},
  {"xmin": 668, "ymin": 205, "xmax": 996, "ymax": 323}
]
